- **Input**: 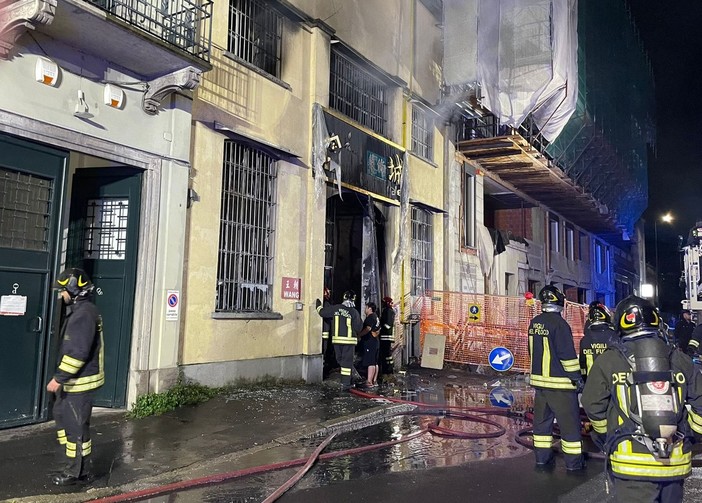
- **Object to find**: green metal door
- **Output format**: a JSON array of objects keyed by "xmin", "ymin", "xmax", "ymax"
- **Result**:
[
  {"xmin": 66, "ymin": 168, "xmax": 141, "ymax": 408},
  {"xmin": 0, "ymin": 134, "xmax": 66, "ymax": 428}
]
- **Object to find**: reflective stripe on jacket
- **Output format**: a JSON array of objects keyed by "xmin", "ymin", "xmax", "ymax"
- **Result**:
[
  {"xmin": 55, "ymin": 299, "xmax": 104, "ymax": 393},
  {"xmin": 528, "ymin": 312, "xmax": 580, "ymax": 390},
  {"xmin": 582, "ymin": 341, "xmax": 702, "ymax": 482},
  {"xmin": 317, "ymin": 302, "xmax": 362, "ymax": 345}
]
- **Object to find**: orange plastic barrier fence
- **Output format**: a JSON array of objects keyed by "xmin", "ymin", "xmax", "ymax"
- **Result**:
[{"xmin": 418, "ymin": 291, "xmax": 588, "ymax": 372}]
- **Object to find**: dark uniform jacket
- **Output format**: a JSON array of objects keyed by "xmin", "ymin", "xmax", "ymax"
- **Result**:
[
  {"xmin": 317, "ymin": 301, "xmax": 362, "ymax": 345},
  {"xmin": 687, "ymin": 324, "xmax": 702, "ymax": 355},
  {"xmin": 674, "ymin": 318, "xmax": 695, "ymax": 351},
  {"xmin": 579, "ymin": 322, "xmax": 616, "ymax": 379},
  {"xmin": 379, "ymin": 307, "xmax": 396, "ymax": 342},
  {"xmin": 582, "ymin": 337, "xmax": 702, "ymax": 481},
  {"xmin": 321, "ymin": 299, "xmax": 332, "ymax": 340},
  {"xmin": 55, "ymin": 298, "xmax": 104, "ymax": 393},
  {"xmin": 528, "ymin": 311, "xmax": 580, "ymax": 390}
]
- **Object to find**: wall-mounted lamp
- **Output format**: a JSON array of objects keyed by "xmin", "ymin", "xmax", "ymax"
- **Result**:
[
  {"xmin": 103, "ymin": 84, "xmax": 125, "ymax": 109},
  {"xmin": 73, "ymin": 90, "xmax": 93, "ymax": 119}
]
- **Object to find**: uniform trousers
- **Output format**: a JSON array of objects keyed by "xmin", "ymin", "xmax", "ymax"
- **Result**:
[
  {"xmin": 612, "ymin": 477, "xmax": 684, "ymax": 503},
  {"xmin": 532, "ymin": 388, "xmax": 584, "ymax": 470},
  {"xmin": 54, "ymin": 389, "xmax": 94, "ymax": 477},
  {"xmin": 334, "ymin": 344, "xmax": 356, "ymax": 387},
  {"xmin": 379, "ymin": 340, "xmax": 394, "ymax": 375}
]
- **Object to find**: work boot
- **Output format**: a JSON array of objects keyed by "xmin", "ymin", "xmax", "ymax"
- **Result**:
[{"xmin": 51, "ymin": 471, "xmax": 92, "ymax": 486}]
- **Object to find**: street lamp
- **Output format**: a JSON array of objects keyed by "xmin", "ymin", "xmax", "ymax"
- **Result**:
[{"xmin": 654, "ymin": 212, "xmax": 674, "ymax": 303}]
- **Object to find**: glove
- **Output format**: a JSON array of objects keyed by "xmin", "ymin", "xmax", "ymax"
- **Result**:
[
  {"xmin": 572, "ymin": 379, "xmax": 584, "ymax": 394},
  {"xmin": 315, "ymin": 298, "xmax": 321, "ymax": 309},
  {"xmin": 590, "ymin": 431, "xmax": 607, "ymax": 452}
]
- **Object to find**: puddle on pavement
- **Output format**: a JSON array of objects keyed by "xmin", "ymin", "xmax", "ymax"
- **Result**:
[{"xmin": 137, "ymin": 373, "xmax": 535, "ymax": 503}]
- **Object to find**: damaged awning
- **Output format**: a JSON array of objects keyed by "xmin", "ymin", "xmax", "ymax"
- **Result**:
[
  {"xmin": 458, "ymin": 134, "xmax": 619, "ymax": 235},
  {"xmin": 211, "ymin": 121, "xmax": 307, "ymax": 168}
]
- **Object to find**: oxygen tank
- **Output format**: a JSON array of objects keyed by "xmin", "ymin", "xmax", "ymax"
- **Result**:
[{"xmin": 631, "ymin": 336, "xmax": 680, "ymax": 458}]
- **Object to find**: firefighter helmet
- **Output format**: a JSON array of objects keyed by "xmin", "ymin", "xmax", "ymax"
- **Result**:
[
  {"xmin": 538, "ymin": 285, "xmax": 565, "ymax": 312},
  {"xmin": 55, "ymin": 268, "xmax": 94, "ymax": 299},
  {"xmin": 383, "ymin": 296, "xmax": 393, "ymax": 306},
  {"xmin": 614, "ymin": 295, "xmax": 660, "ymax": 339},
  {"xmin": 343, "ymin": 290, "xmax": 356, "ymax": 302},
  {"xmin": 587, "ymin": 301, "xmax": 612, "ymax": 326}
]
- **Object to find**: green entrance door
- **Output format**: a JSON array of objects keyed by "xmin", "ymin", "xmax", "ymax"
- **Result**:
[
  {"xmin": 66, "ymin": 168, "xmax": 141, "ymax": 408},
  {"xmin": 0, "ymin": 134, "xmax": 66, "ymax": 428}
]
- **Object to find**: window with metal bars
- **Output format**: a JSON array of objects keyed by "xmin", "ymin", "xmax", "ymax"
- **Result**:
[
  {"xmin": 411, "ymin": 105, "xmax": 434, "ymax": 161},
  {"xmin": 329, "ymin": 49, "xmax": 388, "ymax": 136},
  {"xmin": 0, "ymin": 167, "xmax": 52, "ymax": 251},
  {"xmin": 411, "ymin": 206, "xmax": 433, "ymax": 296},
  {"xmin": 83, "ymin": 198, "xmax": 129, "ymax": 260},
  {"xmin": 216, "ymin": 141, "xmax": 277, "ymax": 313},
  {"xmin": 228, "ymin": 0, "xmax": 282, "ymax": 77}
]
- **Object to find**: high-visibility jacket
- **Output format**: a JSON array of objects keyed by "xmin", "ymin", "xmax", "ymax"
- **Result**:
[
  {"xmin": 579, "ymin": 322, "xmax": 616, "ymax": 379},
  {"xmin": 582, "ymin": 339, "xmax": 702, "ymax": 482},
  {"xmin": 317, "ymin": 301, "xmax": 362, "ymax": 345},
  {"xmin": 528, "ymin": 311, "xmax": 580, "ymax": 390},
  {"xmin": 379, "ymin": 306, "xmax": 395, "ymax": 342},
  {"xmin": 55, "ymin": 298, "xmax": 104, "ymax": 393}
]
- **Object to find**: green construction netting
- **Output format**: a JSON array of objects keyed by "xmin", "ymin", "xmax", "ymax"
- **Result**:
[{"xmin": 545, "ymin": 0, "xmax": 655, "ymax": 236}]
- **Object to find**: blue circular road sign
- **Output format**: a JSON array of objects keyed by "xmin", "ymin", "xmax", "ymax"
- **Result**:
[
  {"xmin": 488, "ymin": 346, "xmax": 514, "ymax": 372},
  {"xmin": 489, "ymin": 387, "xmax": 515, "ymax": 408}
]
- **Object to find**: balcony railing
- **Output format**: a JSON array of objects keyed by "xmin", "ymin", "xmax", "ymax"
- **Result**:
[{"xmin": 85, "ymin": 0, "xmax": 212, "ymax": 61}]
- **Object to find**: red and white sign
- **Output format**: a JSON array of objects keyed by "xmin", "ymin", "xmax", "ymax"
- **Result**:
[{"xmin": 281, "ymin": 277, "xmax": 301, "ymax": 300}]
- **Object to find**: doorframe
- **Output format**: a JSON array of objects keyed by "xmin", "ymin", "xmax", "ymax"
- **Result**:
[{"xmin": 1, "ymin": 112, "xmax": 167, "ymax": 408}]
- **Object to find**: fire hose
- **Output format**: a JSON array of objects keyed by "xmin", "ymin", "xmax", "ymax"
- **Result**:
[{"xmin": 91, "ymin": 391, "xmax": 516, "ymax": 502}]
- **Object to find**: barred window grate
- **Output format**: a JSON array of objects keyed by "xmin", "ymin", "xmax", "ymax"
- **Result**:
[
  {"xmin": 216, "ymin": 141, "xmax": 277, "ymax": 313},
  {"xmin": 228, "ymin": 0, "xmax": 282, "ymax": 77},
  {"xmin": 0, "ymin": 167, "xmax": 52, "ymax": 251},
  {"xmin": 83, "ymin": 199, "xmax": 129, "ymax": 260},
  {"xmin": 329, "ymin": 49, "xmax": 387, "ymax": 136},
  {"xmin": 411, "ymin": 105, "xmax": 434, "ymax": 161},
  {"xmin": 411, "ymin": 206, "xmax": 433, "ymax": 296},
  {"xmin": 87, "ymin": 0, "xmax": 213, "ymax": 61}
]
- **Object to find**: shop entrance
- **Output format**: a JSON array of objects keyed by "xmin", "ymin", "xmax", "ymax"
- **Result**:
[
  {"xmin": 323, "ymin": 193, "xmax": 388, "ymax": 371},
  {"xmin": 324, "ymin": 193, "xmax": 388, "ymax": 309}
]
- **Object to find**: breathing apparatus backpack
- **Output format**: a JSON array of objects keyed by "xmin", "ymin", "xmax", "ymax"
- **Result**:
[{"xmin": 612, "ymin": 336, "xmax": 685, "ymax": 459}]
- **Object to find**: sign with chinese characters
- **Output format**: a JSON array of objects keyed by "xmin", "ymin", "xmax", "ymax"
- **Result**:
[
  {"xmin": 322, "ymin": 110, "xmax": 405, "ymax": 201},
  {"xmin": 282, "ymin": 277, "xmax": 301, "ymax": 300}
]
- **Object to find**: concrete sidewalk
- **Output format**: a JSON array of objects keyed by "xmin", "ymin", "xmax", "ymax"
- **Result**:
[{"xmin": 0, "ymin": 383, "xmax": 411, "ymax": 503}]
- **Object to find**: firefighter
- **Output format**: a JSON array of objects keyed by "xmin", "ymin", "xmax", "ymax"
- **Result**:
[
  {"xmin": 673, "ymin": 309, "xmax": 695, "ymax": 352},
  {"xmin": 579, "ymin": 301, "xmax": 616, "ymax": 380},
  {"xmin": 316, "ymin": 290, "xmax": 362, "ymax": 389},
  {"xmin": 528, "ymin": 285, "xmax": 585, "ymax": 471},
  {"xmin": 582, "ymin": 295, "xmax": 702, "ymax": 503},
  {"xmin": 46, "ymin": 268, "xmax": 104, "ymax": 485},
  {"xmin": 379, "ymin": 296, "xmax": 396, "ymax": 376},
  {"xmin": 321, "ymin": 287, "xmax": 334, "ymax": 377},
  {"xmin": 686, "ymin": 323, "xmax": 702, "ymax": 357}
]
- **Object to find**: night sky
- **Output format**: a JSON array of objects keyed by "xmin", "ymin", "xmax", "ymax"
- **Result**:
[{"xmin": 627, "ymin": 2, "xmax": 702, "ymax": 313}]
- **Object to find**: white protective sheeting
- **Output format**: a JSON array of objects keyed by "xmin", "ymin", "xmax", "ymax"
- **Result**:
[{"xmin": 444, "ymin": 0, "xmax": 578, "ymax": 142}]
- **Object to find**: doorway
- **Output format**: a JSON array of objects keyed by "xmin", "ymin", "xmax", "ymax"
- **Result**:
[
  {"xmin": 65, "ymin": 168, "xmax": 141, "ymax": 407},
  {"xmin": 324, "ymin": 193, "xmax": 387, "ymax": 310}
]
